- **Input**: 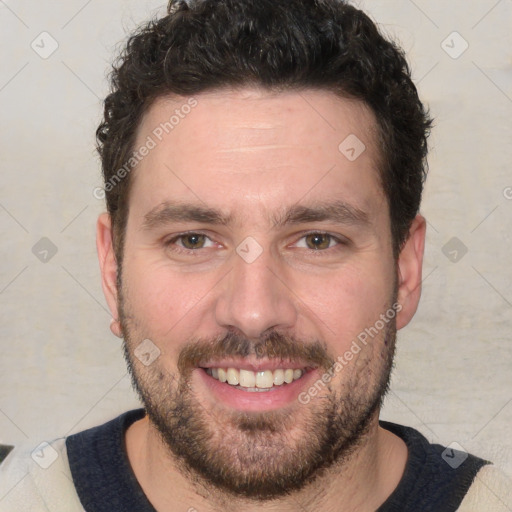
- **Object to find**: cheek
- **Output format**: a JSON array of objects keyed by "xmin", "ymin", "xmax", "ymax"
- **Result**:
[
  {"xmin": 121, "ymin": 254, "xmax": 215, "ymax": 341},
  {"xmin": 295, "ymin": 263, "xmax": 393, "ymax": 352}
]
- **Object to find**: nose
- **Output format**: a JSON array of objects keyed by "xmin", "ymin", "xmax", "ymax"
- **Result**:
[{"xmin": 214, "ymin": 245, "xmax": 298, "ymax": 339}]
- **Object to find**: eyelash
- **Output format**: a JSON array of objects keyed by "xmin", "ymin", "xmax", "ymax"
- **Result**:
[{"xmin": 164, "ymin": 231, "xmax": 347, "ymax": 256}]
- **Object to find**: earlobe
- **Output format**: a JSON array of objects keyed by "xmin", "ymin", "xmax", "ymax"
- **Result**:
[
  {"xmin": 96, "ymin": 213, "xmax": 120, "ymax": 324},
  {"xmin": 110, "ymin": 318, "xmax": 123, "ymax": 338},
  {"xmin": 396, "ymin": 215, "xmax": 426, "ymax": 330}
]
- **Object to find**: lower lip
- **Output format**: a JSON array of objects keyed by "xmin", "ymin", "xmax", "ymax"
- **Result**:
[{"xmin": 195, "ymin": 367, "xmax": 318, "ymax": 412}]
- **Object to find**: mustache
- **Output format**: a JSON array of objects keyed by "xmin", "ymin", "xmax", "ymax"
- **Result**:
[{"xmin": 177, "ymin": 330, "xmax": 335, "ymax": 376}]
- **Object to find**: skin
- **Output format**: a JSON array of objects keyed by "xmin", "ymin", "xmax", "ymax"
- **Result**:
[{"xmin": 97, "ymin": 88, "xmax": 426, "ymax": 511}]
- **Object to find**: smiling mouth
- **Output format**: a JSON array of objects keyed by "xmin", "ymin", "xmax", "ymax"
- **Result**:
[{"xmin": 202, "ymin": 366, "xmax": 309, "ymax": 392}]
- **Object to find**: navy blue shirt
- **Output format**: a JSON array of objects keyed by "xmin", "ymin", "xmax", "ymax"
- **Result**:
[{"xmin": 66, "ymin": 409, "xmax": 488, "ymax": 511}]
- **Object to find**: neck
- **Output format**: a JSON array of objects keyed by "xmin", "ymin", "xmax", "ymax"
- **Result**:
[{"xmin": 125, "ymin": 411, "xmax": 408, "ymax": 512}]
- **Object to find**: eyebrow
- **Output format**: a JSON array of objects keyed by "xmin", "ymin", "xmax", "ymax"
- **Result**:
[
  {"xmin": 142, "ymin": 202, "xmax": 232, "ymax": 230},
  {"xmin": 141, "ymin": 199, "xmax": 369, "ymax": 231},
  {"xmin": 274, "ymin": 201, "xmax": 369, "ymax": 228}
]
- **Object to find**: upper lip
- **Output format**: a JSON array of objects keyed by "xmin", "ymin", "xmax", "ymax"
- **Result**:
[{"xmin": 198, "ymin": 358, "xmax": 314, "ymax": 372}]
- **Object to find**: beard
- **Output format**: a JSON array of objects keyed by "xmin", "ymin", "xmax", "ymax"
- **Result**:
[{"xmin": 118, "ymin": 281, "xmax": 397, "ymax": 502}]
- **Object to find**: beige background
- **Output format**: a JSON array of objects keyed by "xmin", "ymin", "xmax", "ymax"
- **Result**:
[{"xmin": 1, "ymin": 0, "xmax": 511, "ymax": 484}]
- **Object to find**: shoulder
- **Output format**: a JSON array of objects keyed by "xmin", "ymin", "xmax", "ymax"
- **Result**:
[
  {"xmin": 0, "ymin": 410, "xmax": 144, "ymax": 512},
  {"xmin": 0, "ymin": 438, "xmax": 84, "ymax": 512},
  {"xmin": 457, "ymin": 464, "xmax": 512, "ymax": 511},
  {"xmin": 378, "ymin": 420, "xmax": 504, "ymax": 511}
]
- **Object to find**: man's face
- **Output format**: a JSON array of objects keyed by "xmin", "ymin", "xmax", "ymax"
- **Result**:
[{"xmin": 111, "ymin": 89, "xmax": 404, "ymax": 499}]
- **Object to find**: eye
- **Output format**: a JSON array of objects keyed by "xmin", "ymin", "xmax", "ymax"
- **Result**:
[
  {"xmin": 294, "ymin": 232, "xmax": 344, "ymax": 251},
  {"xmin": 179, "ymin": 233, "xmax": 207, "ymax": 249},
  {"xmin": 166, "ymin": 232, "xmax": 215, "ymax": 251}
]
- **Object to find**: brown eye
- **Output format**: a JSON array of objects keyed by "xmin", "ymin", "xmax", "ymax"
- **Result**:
[
  {"xmin": 305, "ymin": 233, "xmax": 332, "ymax": 250},
  {"xmin": 180, "ymin": 233, "xmax": 206, "ymax": 249}
]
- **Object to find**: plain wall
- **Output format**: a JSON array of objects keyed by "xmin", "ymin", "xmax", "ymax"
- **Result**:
[{"xmin": 1, "ymin": 0, "xmax": 511, "ymax": 479}]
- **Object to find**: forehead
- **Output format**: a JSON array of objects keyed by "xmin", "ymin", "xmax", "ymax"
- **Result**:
[{"xmin": 129, "ymin": 88, "xmax": 386, "ymax": 223}]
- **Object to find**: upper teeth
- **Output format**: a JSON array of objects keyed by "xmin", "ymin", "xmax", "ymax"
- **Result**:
[{"xmin": 206, "ymin": 367, "xmax": 303, "ymax": 389}]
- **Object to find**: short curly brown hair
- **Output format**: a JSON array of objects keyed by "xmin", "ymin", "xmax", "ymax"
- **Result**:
[{"xmin": 96, "ymin": 0, "xmax": 433, "ymax": 263}]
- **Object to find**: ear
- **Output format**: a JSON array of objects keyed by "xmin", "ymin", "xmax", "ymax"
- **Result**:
[
  {"xmin": 96, "ymin": 213, "xmax": 120, "ymax": 323},
  {"xmin": 396, "ymin": 215, "xmax": 426, "ymax": 330}
]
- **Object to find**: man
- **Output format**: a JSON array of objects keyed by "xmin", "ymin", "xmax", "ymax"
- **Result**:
[{"xmin": 1, "ymin": 0, "xmax": 511, "ymax": 510}]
